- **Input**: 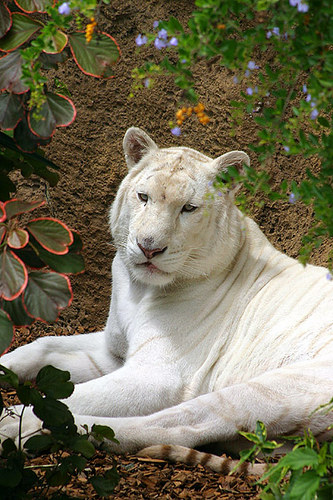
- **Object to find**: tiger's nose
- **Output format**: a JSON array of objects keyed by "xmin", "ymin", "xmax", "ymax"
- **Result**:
[{"xmin": 137, "ymin": 242, "xmax": 167, "ymax": 260}]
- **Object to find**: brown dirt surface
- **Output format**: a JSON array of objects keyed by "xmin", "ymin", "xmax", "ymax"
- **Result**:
[{"xmin": 2, "ymin": 0, "xmax": 332, "ymax": 498}]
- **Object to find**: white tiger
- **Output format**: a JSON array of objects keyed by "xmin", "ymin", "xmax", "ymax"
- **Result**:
[{"xmin": 1, "ymin": 127, "xmax": 333, "ymax": 471}]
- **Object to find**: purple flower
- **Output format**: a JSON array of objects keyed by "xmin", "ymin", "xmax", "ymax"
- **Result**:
[
  {"xmin": 289, "ymin": 0, "xmax": 298, "ymax": 5},
  {"xmin": 154, "ymin": 37, "xmax": 167, "ymax": 49},
  {"xmin": 246, "ymin": 87, "xmax": 253, "ymax": 95},
  {"xmin": 298, "ymin": 2, "xmax": 309, "ymax": 12},
  {"xmin": 135, "ymin": 34, "xmax": 147, "ymax": 46},
  {"xmin": 168, "ymin": 37, "xmax": 178, "ymax": 47},
  {"xmin": 158, "ymin": 29, "xmax": 168, "ymax": 40},
  {"xmin": 144, "ymin": 78, "xmax": 150, "ymax": 88},
  {"xmin": 327, "ymin": 272, "xmax": 333, "ymax": 281},
  {"xmin": 244, "ymin": 69, "xmax": 251, "ymax": 77},
  {"xmin": 153, "ymin": 21, "xmax": 160, "ymax": 28},
  {"xmin": 283, "ymin": 145, "xmax": 290, "ymax": 152},
  {"xmin": 233, "ymin": 76, "xmax": 239, "ymax": 84},
  {"xmin": 289, "ymin": 192, "xmax": 297, "ymax": 204},
  {"xmin": 310, "ymin": 108, "xmax": 319, "ymax": 120},
  {"xmin": 302, "ymin": 84, "xmax": 307, "ymax": 93},
  {"xmin": 171, "ymin": 126, "xmax": 181, "ymax": 136},
  {"xmin": 266, "ymin": 31, "xmax": 272, "ymax": 39},
  {"xmin": 181, "ymin": 58, "xmax": 187, "ymax": 64},
  {"xmin": 58, "ymin": 2, "xmax": 71, "ymax": 15},
  {"xmin": 254, "ymin": 86, "xmax": 258, "ymax": 93},
  {"xmin": 306, "ymin": 94, "xmax": 312, "ymax": 102},
  {"xmin": 272, "ymin": 27, "xmax": 280, "ymax": 36},
  {"xmin": 217, "ymin": 191, "xmax": 222, "ymax": 197},
  {"xmin": 248, "ymin": 61, "xmax": 259, "ymax": 70},
  {"xmin": 310, "ymin": 101, "xmax": 317, "ymax": 108}
]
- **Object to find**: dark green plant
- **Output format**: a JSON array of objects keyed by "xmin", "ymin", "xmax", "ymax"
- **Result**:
[
  {"xmin": 0, "ymin": 364, "xmax": 119, "ymax": 499},
  {"xmin": 238, "ymin": 420, "xmax": 333, "ymax": 499},
  {"xmin": 0, "ymin": 199, "xmax": 84, "ymax": 355},
  {"xmin": 135, "ymin": 0, "xmax": 333, "ymax": 272}
]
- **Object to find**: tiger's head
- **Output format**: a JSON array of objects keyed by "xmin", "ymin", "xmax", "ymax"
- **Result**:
[{"xmin": 110, "ymin": 127, "xmax": 250, "ymax": 287}]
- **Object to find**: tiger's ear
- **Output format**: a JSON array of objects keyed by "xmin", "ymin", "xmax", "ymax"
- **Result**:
[
  {"xmin": 211, "ymin": 150, "xmax": 250, "ymax": 190},
  {"xmin": 123, "ymin": 127, "xmax": 158, "ymax": 170}
]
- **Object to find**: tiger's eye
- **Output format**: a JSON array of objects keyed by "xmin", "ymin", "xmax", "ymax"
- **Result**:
[
  {"xmin": 181, "ymin": 204, "xmax": 197, "ymax": 213},
  {"xmin": 138, "ymin": 193, "xmax": 148, "ymax": 203}
]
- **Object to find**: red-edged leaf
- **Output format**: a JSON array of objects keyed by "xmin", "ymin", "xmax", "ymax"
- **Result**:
[
  {"xmin": 0, "ymin": 51, "xmax": 29, "ymax": 94},
  {"xmin": 23, "ymin": 270, "xmax": 72, "ymax": 322},
  {"xmin": 43, "ymin": 29, "xmax": 68, "ymax": 54},
  {"xmin": 28, "ymin": 92, "xmax": 76, "ymax": 139},
  {"xmin": 69, "ymin": 31, "xmax": 120, "ymax": 78},
  {"xmin": 14, "ymin": 116, "xmax": 52, "ymax": 152},
  {"xmin": 2, "ymin": 296, "xmax": 34, "ymax": 327},
  {"xmin": 4, "ymin": 199, "xmax": 45, "ymax": 220},
  {"xmin": 0, "ymin": 92, "xmax": 24, "ymax": 130},
  {"xmin": 0, "ymin": 3, "xmax": 12, "ymax": 39},
  {"xmin": 0, "ymin": 309, "xmax": 14, "ymax": 355},
  {"xmin": 0, "ymin": 13, "xmax": 42, "ymax": 53},
  {"xmin": 8, "ymin": 228, "xmax": 29, "ymax": 249},
  {"xmin": 0, "ymin": 225, "xmax": 6, "ymax": 245},
  {"xmin": 39, "ymin": 49, "xmax": 69, "ymax": 69},
  {"xmin": 26, "ymin": 218, "xmax": 73, "ymax": 255},
  {"xmin": 13, "ymin": 245, "xmax": 45, "ymax": 269},
  {"xmin": 30, "ymin": 235, "xmax": 84, "ymax": 274},
  {"xmin": 13, "ymin": 0, "xmax": 55, "ymax": 14},
  {"xmin": 0, "ymin": 248, "xmax": 28, "ymax": 301},
  {"xmin": 0, "ymin": 203, "xmax": 5, "ymax": 222}
]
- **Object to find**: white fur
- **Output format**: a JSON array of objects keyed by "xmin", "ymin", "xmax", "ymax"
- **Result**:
[{"xmin": 1, "ymin": 127, "xmax": 333, "ymax": 456}]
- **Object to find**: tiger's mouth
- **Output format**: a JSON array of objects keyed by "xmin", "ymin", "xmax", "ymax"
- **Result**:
[{"xmin": 140, "ymin": 261, "xmax": 160, "ymax": 272}]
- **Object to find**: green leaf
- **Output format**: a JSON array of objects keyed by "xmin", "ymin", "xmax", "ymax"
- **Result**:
[
  {"xmin": 14, "ymin": 116, "xmax": 52, "ymax": 152},
  {"xmin": 13, "ymin": 245, "xmax": 45, "ymax": 269},
  {"xmin": 45, "ymin": 466, "xmax": 70, "ymax": 487},
  {"xmin": 0, "ymin": 467, "xmax": 22, "ymax": 487},
  {"xmin": 7, "ymin": 228, "xmax": 29, "ymax": 249},
  {"xmin": 289, "ymin": 469, "xmax": 320, "ymax": 500},
  {"xmin": 23, "ymin": 270, "xmax": 72, "ymax": 322},
  {"xmin": 0, "ymin": 50, "xmax": 29, "ymax": 93},
  {"xmin": 90, "ymin": 467, "xmax": 119, "ymax": 496},
  {"xmin": 318, "ymin": 117, "xmax": 330, "ymax": 128},
  {"xmin": 0, "ymin": 92, "xmax": 24, "ymax": 130},
  {"xmin": 28, "ymin": 92, "xmax": 76, "ymax": 139},
  {"xmin": 43, "ymin": 29, "xmax": 68, "ymax": 54},
  {"xmin": 0, "ymin": 3, "xmax": 11, "ymax": 39},
  {"xmin": 4, "ymin": 198, "xmax": 44, "ymax": 220},
  {"xmin": 278, "ymin": 447, "xmax": 319, "ymax": 470},
  {"xmin": 0, "ymin": 247, "xmax": 28, "ymax": 301},
  {"xmin": 36, "ymin": 365, "xmax": 74, "ymax": 399},
  {"xmin": 70, "ymin": 437, "xmax": 95, "ymax": 458},
  {"xmin": 13, "ymin": 0, "xmax": 53, "ymax": 13},
  {"xmin": 17, "ymin": 383, "xmax": 41, "ymax": 405},
  {"xmin": 0, "ymin": 131, "xmax": 59, "ymax": 171},
  {"xmin": 0, "ymin": 13, "xmax": 42, "ymax": 52},
  {"xmin": 0, "ymin": 309, "xmax": 14, "ymax": 355},
  {"xmin": 33, "ymin": 240, "xmax": 85, "ymax": 274},
  {"xmin": 27, "ymin": 218, "xmax": 73, "ymax": 254},
  {"xmin": 0, "ymin": 225, "xmax": 5, "ymax": 244},
  {"xmin": 1, "ymin": 438, "xmax": 17, "ymax": 457},
  {"xmin": 33, "ymin": 397, "xmax": 73, "ymax": 427},
  {"xmin": 39, "ymin": 49, "xmax": 69, "ymax": 69},
  {"xmin": 91, "ymin": 424, "xmax": 118, "ymax": 443},
  {"xmin": 69, "ymin": 31, "xmax": 120, "ymax": 78},
  {"xmin": 25, "ymin": 433, "xmax": 53, "ymax": 452},
  {"xmin": 0, "ymin": 365, "xmax": 19, "ymax": 388},
  {"xmin": 1, "ymin": 295, "xmax": 34, "ymax": 327}
]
